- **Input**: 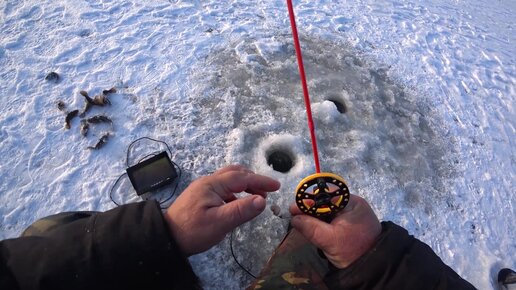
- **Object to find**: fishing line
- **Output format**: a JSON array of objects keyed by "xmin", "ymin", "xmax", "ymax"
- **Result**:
[{"xmin": 230, "ymin": 230, "xmax": 257, "ymax": 279}]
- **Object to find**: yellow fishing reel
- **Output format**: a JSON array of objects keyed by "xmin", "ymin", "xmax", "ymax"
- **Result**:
[{"xmin": 295, "ymin": 173, "xmax": 350, "ymax": 220}]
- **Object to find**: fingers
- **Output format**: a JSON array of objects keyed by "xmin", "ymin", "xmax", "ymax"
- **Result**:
[
  {"xmin": 289, "ymin": 203, "xmax": 303, "ymax": 215},
  {"xmin": 212, "ymin": 164, "xmax": 254, "ymax": 176},
  {"xmin": 215, "ymin": 195, "xmax": 266, "ymax": 232},
  {"xmin": 205, "ymin": 170, "xmax": 280, "ymax": 201},
  {"xmin": 210, "ymin": 165, "xmax": 278, "ymax": 198},
  {"xmin": 291, "ymin": 214, "xmax": 333, "ymax": 249},
  {"xmin": 332, "ymin": 194, "xmax": 362, "ymax": 218},
  {"xmin": 288, "ymin": 194, "xmax": 360, "ymax": 250}
]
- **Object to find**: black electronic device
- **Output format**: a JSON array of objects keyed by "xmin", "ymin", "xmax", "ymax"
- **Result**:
[{"xmin": 126, "ymin": 151, "xmax": 178, "ymax": 195}]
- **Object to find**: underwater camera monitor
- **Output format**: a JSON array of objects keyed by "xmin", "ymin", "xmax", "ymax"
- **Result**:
[{"xmin": 126, "ymin": 151, "xmax": 178, "ymax": 195}]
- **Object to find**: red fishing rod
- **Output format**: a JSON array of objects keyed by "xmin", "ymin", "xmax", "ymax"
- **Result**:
[
  {"xmin": 286, "ymin": 0, "xmax": 321, "ymax": 174},
  {"xmin": 286, "ymin": 0, "xmax": 350, "ymax": 220}
]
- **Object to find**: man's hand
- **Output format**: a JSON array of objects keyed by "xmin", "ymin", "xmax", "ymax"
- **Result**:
[
  {"xmin": 289, "ymin": 195, "xmax": 381, "ymax": 269},
  {"xmin": 164, "ymin": 165, "xmax": 281, "ymax": 256}
]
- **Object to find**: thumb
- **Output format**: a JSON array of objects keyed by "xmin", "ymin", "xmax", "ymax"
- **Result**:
[
  {"xmin": 217, "ymin": 195, "xmax": 266, "ymax": 232},
  {"xmin": 291, "ymin": 215, "xmax": 333, "ymax": 249}
]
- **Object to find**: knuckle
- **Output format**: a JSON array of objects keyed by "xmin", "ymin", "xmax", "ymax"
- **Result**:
[{"xmin": 352, "ymin": 195, "xmax": 367, "ymax": 205}]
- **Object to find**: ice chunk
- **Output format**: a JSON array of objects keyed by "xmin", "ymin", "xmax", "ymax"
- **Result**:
[{"xmin": 312, "ymin": 100, "xmax": 341, "ymax": 124}]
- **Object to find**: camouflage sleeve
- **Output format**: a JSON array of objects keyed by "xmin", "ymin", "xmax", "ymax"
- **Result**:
[
  {"xmin": 323, "ymin": 221, "xmax": 477, "ymax": 290},
  {"xmin": 247, "ymin": 229, "xmax": 331, "ymax": 290}
]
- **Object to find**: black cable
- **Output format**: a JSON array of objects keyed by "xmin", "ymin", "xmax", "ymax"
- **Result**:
[
  {"xmin": 109, "ymin": 172, "xmax": 127, "ymax": 206},
  {"xmin": 137, "ymin": 152, "xmax": 159, "ymax": 164},
  {"xmin": 126, "ymin": 137, "xmax": 174, "ymax": 168},
  {"xmin": 230, "ymin": 229, "xmax": 257, "ymax": 279}
]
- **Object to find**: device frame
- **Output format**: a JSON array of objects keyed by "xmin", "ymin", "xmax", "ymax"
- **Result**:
[{"xmin": 126, "ymin": 151, "xmax": 178, "ymax": 195}]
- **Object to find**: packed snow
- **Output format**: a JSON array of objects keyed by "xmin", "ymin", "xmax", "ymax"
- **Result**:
[{"xmin": 0, "ymin": 0, "xmax": 514, "ymax": 289}]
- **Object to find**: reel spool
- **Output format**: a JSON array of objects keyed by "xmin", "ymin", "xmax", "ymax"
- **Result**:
[{"xmin": 295, "ymin": 173, "xmax": 350, "ymax": 220}]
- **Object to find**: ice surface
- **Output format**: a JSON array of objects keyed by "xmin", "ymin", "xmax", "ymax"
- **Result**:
[
  {"xmin": 0, "ymin": 1, "xmax": 514, "ymax": 289},
  {"xmin": 190, "ymin": 33, "xmax": 470, "ymax": 287}
]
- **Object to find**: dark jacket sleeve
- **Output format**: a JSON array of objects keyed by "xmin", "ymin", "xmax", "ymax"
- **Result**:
[
  {"xmin": 0, "ymin": 201, "xmax": 201, "ymax": 290},
  {"xmin": 324, "ymin": 221, "xmax": 477, "ymax": 290}
]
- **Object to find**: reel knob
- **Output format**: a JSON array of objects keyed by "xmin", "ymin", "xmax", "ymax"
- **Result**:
[{"xmin": 295, "ymin": 173, "xmax": 350, "ymax": 220}]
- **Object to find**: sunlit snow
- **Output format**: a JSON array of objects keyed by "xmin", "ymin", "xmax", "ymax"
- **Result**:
[{"xmin": 0, "ymin": 1, "xmax": 514, "ymax": 289}]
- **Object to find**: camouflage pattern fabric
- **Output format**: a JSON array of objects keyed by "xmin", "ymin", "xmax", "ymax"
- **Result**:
[{"xmin": 247, "ymin": 229, "xmax": 330, "ymax": 290}]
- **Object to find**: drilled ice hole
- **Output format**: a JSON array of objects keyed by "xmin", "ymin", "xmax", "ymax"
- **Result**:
[{"xmin": 266, "ymin": 149, "xmax": 295, "ymax": 173}]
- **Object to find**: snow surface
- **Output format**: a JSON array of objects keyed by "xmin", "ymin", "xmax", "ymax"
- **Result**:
[{"xmin": 0, "ymin": 0, "xmax": 514, "ymax": 289}]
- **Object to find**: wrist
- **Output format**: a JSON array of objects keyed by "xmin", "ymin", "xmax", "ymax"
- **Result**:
[
  {"xmin": 162, "ymin": 211, "xmax": 191, "ymax": 256},
  {"xmin": 331, "ymin": 222, "xmax": 383, "ymax": 269},
  {"xmin": 331, "ymin": 222, "xmax": 384, "ymax": 269}
]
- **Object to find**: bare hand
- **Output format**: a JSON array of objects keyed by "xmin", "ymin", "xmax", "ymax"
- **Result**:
[
  {"xmin": 164, "ymin": 165, "xmax": 281, "ymax": 256},
  {"xmin": 289, "ymin": 195, "xmax": 381, "ymax": 268}
]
